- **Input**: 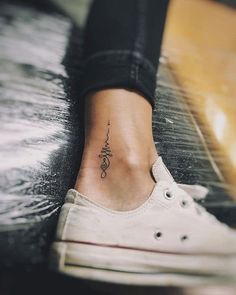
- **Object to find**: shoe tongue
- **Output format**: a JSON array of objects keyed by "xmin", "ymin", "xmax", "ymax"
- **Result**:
[{"xmin": 151, "ymin": 157, "xmax": 174, "ymax": 183}]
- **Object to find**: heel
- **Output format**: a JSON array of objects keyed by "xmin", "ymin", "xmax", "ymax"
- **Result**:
[{"xmin": 56, "ymin": 203, "xmax": 73, "ymax": 240}]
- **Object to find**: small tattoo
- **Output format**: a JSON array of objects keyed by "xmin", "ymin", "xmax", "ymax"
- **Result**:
[{"xmin": 99, "ymin": 120, "xmax": 112, "ymax": 178}]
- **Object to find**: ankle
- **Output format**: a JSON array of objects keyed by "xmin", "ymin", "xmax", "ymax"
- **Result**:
[
  {"xmin": 74, "ymin": 136, "xmax": 158, "ymax": 210},
  {"xmin": 75, "ymin": 155, "xmax": 156, "ymax": 211},
  {"xmin": 74, "ymin": 88, "xmax": 158, "ymax": 210},
  {"xmin": 79, "ymin": 143, "xmax": 157, "ymax": 174},
  {"xmin": 114, "ymin": 152, "xmax": 157, "ymax": 173}
]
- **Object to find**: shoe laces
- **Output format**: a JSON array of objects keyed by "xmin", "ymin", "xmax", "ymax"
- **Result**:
[{"xmin": 161, "ymin": 181, "xmax": 229, "ymax": 228}]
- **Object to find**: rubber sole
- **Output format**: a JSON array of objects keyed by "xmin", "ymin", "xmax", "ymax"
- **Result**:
[{"xmin": 50, "ymin": 241, "xmax": 236, "ymax": 287}]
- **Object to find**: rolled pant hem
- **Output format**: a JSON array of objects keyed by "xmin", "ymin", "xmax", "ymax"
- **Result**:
[{"xmin": 79, "ymin": 55, "xmax": 157, "ymax": 109}]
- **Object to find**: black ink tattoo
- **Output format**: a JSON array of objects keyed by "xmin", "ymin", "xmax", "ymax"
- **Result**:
[{"xmin": 99, "ymin": 120, "xmax": 112, "ymax": 178}]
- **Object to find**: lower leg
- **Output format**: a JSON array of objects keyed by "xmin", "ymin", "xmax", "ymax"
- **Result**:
[
  {"xmin": 74, "ymin": 89, "xmax": 158, "ymax": 211},
  {"xmin": 75, "ymin": 1, "xmax": 169, "ymax": 210}
]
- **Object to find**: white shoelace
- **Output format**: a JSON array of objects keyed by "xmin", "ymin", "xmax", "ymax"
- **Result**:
[{"xmin": 164, "ymin": 181, "xmax": 229, "ymax": 229}]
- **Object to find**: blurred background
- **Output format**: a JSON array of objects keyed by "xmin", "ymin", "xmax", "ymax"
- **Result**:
[{"xmin": 0, "ymin": 0, "xmax": 236, "ymax": 294}]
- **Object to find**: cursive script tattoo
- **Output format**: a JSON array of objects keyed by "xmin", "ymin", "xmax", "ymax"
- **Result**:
[{"xmin": 99, "ymin": 120, "xmax": 112, "ymax": 178}]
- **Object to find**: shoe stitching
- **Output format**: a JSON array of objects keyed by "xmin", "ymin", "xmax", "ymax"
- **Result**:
[
  {"xmin": 56, "ymin": 239, "xmax": 235, "ymax": 257},
  {"xmin": 69, "ymin": 185, "xmax": 162, "ymax": 218}
]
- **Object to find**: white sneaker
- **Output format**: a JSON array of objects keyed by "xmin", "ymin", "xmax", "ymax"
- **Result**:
[{"xmin": 50, "ymin": 157, "xmax": 236, "ymax": 286}]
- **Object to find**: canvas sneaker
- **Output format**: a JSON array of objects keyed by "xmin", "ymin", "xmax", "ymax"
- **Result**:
[{"xmin": 50, "ymin": 157, "xmax": 236, "ymax": 286}]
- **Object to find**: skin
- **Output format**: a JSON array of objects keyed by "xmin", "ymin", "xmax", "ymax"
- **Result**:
[
  {"xmin": 98, "ymin": 120, "xmax": 112, "ymax": 179},
  {"xmin": 74, "ymin": 88, "xmax": 158, "ymax": 211}
]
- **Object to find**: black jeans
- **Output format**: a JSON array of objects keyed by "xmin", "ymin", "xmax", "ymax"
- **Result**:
[{"xmin": 80, "ymin": 0, "xmax": 169, "ymax": 109}]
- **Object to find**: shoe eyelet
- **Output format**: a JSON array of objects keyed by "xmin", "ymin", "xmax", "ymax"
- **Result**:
[
  {"xmin": 164, "ymin": 190, "xmax": 174, "ymax": 200},
  {"xmin": 180, "ymin": 235, "xmax": 188, "ymax": 242},
  {"xmin": 154, "ymin": 231, "xmax": 162, "ymax": 240},
  {"xmin": 180, "ymin": 200, "xmax": 188, "ymax": 208}
]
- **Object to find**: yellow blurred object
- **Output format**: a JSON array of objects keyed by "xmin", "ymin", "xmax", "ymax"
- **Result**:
[{"xmin": 163, "ymin": 0, "xmax": 236, "ymax": 197}]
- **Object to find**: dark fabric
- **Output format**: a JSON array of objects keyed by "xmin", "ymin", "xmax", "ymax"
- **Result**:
[{"xmin": 80, "ymin": 0, "xmax": 169, "ymax": 108}]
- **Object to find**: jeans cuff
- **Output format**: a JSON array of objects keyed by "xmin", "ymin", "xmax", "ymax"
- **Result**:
[{"xmin": 79, "ymin": 52, "xmax": 157, "ymax": 109}]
